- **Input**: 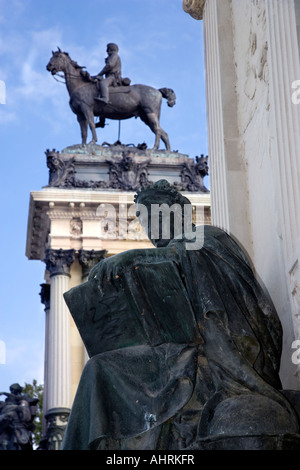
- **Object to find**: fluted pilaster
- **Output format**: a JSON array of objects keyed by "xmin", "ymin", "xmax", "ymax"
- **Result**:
[
  {"xmin": 265, "ymin": 0, "xmax": 300, "ymax": 265},
  {"xmin": 191, "ymin": 0, "xmax": 300, "ymax": 387},
  {"xmin": 265, "ymin": 0, "xmax": 300, "ymax": 367}
]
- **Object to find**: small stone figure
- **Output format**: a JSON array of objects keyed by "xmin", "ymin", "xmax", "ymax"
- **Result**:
[
  {"xmin": 0, "ymin": 383, "xmax": 38, "ymax": 450},
  {"xmin": 94, "ymin": 43, "xmax": 122, "ymax": 104},
  {"xmin": 62, "ymin": 180, "xmax": 300, "ymax": 450}
]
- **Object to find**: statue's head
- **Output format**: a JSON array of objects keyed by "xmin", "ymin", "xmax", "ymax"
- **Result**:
[
  {"xmin": 46, "ymin": 48, "xmax": 84, "ymax": 75},
  {"xmin": 134, "ymin": 180, "xmax": 193, "ymax": 247},
  {"xmin": 107, "ymin": 43, "xmax": 119, "ymax": 54},
  {"xmin": 10, "ymin": 383, "xmax": 23, "ymax": 395},
  {"xmin": 47, "ymin": 47, "xmax": 65, "ymax": 75}
]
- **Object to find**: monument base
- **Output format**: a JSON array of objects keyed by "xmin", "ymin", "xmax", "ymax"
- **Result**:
[{"xmin": 45, "ymin": 142, "xmax": 209, "ymax": 193}]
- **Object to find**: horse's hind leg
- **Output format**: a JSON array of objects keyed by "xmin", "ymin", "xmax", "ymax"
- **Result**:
[
  {"xmin": 160, "ymin": 128, "xmax": 171, "ymax": 151},
  {"xmin": 145, "ymin": 112, "xmax": 170, "ymax": 151}
]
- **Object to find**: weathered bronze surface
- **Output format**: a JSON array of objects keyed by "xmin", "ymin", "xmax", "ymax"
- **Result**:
[
  {"xmin": 0, "ymin": 383, "xmax": 38, "ymax": 450},
  {"xmin": 62, "ymin": 180, "xmax": 300, "ymax": 450},
  {"xmin": 46, "ymin": 46, "xmax": 176, "ymax": 151}
]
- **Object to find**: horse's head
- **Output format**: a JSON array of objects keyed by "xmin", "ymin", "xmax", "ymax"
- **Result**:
[{"xmin": 46, "ymin": 48, "xmax": 68, "ymax": 75}]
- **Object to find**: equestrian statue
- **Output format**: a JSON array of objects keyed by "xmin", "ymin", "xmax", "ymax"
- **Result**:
[{"xmin": 46, "ymin": 45, "xmax": 176, "ymax": 150}]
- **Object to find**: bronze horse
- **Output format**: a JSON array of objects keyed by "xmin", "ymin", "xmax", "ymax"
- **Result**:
[{"xmin": 46, "ymin": 49, "xmax": 176, "ymax": 150}]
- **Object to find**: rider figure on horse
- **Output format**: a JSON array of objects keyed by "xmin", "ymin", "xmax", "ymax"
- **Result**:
[{"xmin": 94, "ymin": 43, "xmax": 122, "ymax": 104}]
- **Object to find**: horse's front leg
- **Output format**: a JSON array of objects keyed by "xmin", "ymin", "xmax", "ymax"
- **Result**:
[
  {"xmin": 86, "ymin": 111, "xmax": 98, "ymax": 144},
  {"xmin": 89, "ymin": 121, "xmax": 98, "ymax": 144},
  {"xmin": 153, "ymin": 131, "xmax": 161, "ymax": 150},
  {"xmin": 77, "ymin": 115, "xmax": 88, "ymax": 145}
]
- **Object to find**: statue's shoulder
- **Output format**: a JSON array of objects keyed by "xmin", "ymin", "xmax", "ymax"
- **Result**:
[
  {"xmin": 202, "ymin": 225, "xmax": 252, "ymax": 267},
  {"xmin": 203, "ymin": 225, "xmax": 227, "ymax": 237}
]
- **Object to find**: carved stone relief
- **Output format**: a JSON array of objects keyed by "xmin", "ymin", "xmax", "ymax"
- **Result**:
[
  {"xmin": 107, "ymin": 152, "xmax": 150, "ymax": 191},
  {"xmin": 70, "ymin": 218, "xmax": 82, "ymax": 236},
  {"xmin": 243, "ymin": 1, "xmax": 269, "ymax": 102},
  {"xmin": 46, "ymin": 149, "xmax": 75, "ymax": 187},
  {"xmin": 45, "ymin": 150, "xmax": 209, "ymax": 193},
  {"xmin": 176, "ymin": 155, "xmax": 209, "ymax": 193},
  {"xmin": 182, "ymin": 0, "xmax": 206, "ymax": 20}
]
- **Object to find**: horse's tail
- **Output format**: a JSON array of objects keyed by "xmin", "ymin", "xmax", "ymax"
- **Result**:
[{"xmin": 159, "ymin": 88, "xmax": 176, "ymax": 107}]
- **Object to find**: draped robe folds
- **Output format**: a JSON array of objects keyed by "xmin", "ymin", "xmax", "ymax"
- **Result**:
[{"xmin": 62, "ymin": 225, "xmax": 299, "ymax": 450}]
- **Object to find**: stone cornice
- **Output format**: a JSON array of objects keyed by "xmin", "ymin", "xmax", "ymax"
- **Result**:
[{"xmin": 182, "ymin": 0, "xmax": 206, "ymax": 20}]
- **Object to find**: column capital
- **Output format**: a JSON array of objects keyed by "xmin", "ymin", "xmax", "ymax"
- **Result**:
[
  {"xmin": 78, "ymin": 249, "xmax": 107, "ymax": 279},
  {"xmin": 44, "ymin": 248, "xmax": 75, "ymax": 277},
  {"xmin": 41, "ymin": 407, "xmax": 71, "ymax": 450},
  {"xmin": 40, "ymin": 283, "xmax": 50, "ymax": 310},
  {"xmin": 182, "ymin": 0, "xmax": 206, "ymax": 20}
]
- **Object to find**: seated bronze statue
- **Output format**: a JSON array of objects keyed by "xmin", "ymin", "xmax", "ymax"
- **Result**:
[{"xmin": 63, "ymin": 180, "xmax": 300, "ymax": 450}]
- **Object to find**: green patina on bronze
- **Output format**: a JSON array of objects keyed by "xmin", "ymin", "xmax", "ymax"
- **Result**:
[{"xmin": 62, "ymin": 180, "xmax": 300, "ymax": 450}]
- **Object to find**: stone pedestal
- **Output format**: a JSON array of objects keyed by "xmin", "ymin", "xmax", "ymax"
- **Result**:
[{"xmin": 46, "ymin": 142, "xmax": 209, "ymax": 194}]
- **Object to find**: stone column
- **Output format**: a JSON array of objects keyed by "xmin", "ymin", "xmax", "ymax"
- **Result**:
[
  {"xmin": 78, "ymin": 249, "xmax": 106, "ymax": 363},
  {"xmin": 43, "ymin": 248, "xmax": 75, "ymax": 449},
  {"xmin": 39, "ymin": 283, "xmax": 50, "ymax": 437}
]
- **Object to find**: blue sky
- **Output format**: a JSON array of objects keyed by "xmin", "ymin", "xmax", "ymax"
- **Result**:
[{"xmin": 0, "ymin": 0, "xmax": 207, "ymax": 393}]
